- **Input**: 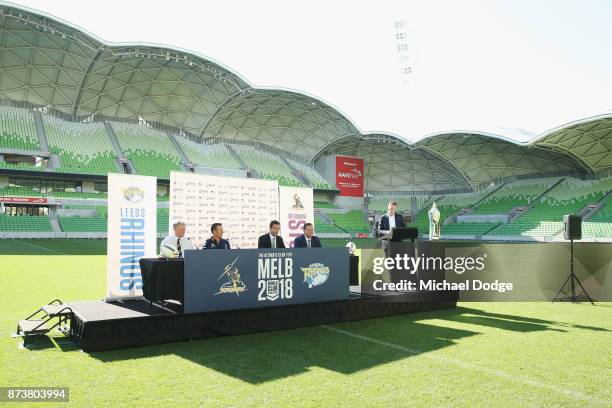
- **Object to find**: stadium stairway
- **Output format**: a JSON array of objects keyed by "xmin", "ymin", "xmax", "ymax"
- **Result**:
[
  {"xmin": 224, "ymin": 144, "xmax": 249, "ymax": 171},
  {"xmin": 167, "ymin": 133, "xmax": 194, "ymax": 172},
  {"xmin": 32, "ymin": 111, "xmax": 49, "ymax": 152},
  {"xmin": 579, "ymin": 190, "xmax": 611, "ymax": 221},
  {"xmin": 103, "ymin": 122, "xmax": 128, "ymax": 172},
  {"xmin": 49, "ymin": 215, "xmax": 62, "ymax": 234},
  {"xmin": 281, "ymin": 156, "xmax": 311, "ymax": 187},
  {"xmin": 498, "ymin": 178, "xmax": 567, "ymax": 227},
  {"xmin": 15, "ymin": 299, "xmax": 72, "ymax": 347}
]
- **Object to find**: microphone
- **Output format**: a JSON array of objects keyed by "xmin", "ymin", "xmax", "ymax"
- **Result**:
[{"xmin": 225, "ymin": 237, "xmax": 240, "ymax": 249}]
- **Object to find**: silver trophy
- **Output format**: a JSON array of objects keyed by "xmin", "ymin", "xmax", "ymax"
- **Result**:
[{"xmin": 428, "ymin": 202, "xmax": 441, "ymax": 240}]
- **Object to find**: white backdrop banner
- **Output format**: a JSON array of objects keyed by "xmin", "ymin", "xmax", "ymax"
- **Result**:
[
  {"xmin": 279, "ymin": 186, "xmax": 314, "ymax": 248},
  {"xmin": 106, "ymin": 173, "xmax": 157, "ymax": 301},
  {"xmin": 169, "ymin": 171, "xmax": 279, "ymax": 249}
]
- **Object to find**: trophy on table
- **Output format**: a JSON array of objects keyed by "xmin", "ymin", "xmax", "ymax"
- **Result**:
[{"xmin": 428, "ymin": 202, "xmax": 441, "ymax": 240}]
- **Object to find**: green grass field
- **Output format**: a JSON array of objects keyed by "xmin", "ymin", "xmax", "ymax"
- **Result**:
[{"xmin": 1, "ymin": 240, "xmax": 611, "ymax": 407}]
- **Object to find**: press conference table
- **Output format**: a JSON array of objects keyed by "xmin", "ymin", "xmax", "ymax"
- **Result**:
[
  {"xmin": 141, "ymin": 253, "xmax": 360, "ymax": 308},
  {"xmin": 140, "ymin": 258, "xmax": 184, "ymax": 304}
]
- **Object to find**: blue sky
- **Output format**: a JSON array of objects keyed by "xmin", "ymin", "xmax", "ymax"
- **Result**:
[{"xmin": 10, "ymin": 0, "xmax": 612, "ymax": 142}]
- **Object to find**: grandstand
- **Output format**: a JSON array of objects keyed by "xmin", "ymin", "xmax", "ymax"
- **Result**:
[
  {"xmin": 231, "ymin": 144, "xmax": 302, "ymax": 186},
  {"xmin": 111, "ymin": 121, "xmax": 182, "ymax": 179},
  {"xmin": 43, "ymin": 115, "xmax": 119, "ymax": 175},
  {"xmin": 0, "ymin": 214, "xmax": 52, "ymax": 232},
  {"xmin": 0, "ymin": 1, "xmax": 609, "ymax": 242},
  {"xmin": 176, "ymin": 138, "xmax": 242, "ymax": 170},
  {"xmin": 326, "ymin": 210, "xmax": 370, "ymax": 235},
  {"xmin": 285, "ymin": 157, "xmax": 335, "ymax": 190},
  {"xmin": 471, "ymin": 178, "xmax": 558, "ymax": 215},
  {"xmin": 0, "ymin": 106, "xmax": 39, "ymax": 151},
  {"xmin": 489, "ymin": 177, "xmax": 611, "ymax": 237}
]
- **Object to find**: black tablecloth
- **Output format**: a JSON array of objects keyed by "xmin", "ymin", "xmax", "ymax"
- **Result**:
[{"xmin": 140, "ymin": 258, "xmax": 184, "ymax": 303}]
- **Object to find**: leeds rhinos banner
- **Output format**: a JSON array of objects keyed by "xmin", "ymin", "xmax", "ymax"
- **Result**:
[
  {"xmin": 106, "ymin": 173, "xmax": 157, "ymax": 301},
  {"xmin": 278, "ymin": 186, "xmax": 314, "ymax": 248},
  {"xmin": 183, "ymin": 248, "xmax": 349, "ymax": 313}
]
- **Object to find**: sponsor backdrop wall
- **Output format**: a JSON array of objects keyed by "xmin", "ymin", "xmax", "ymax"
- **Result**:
[
  {"xmin": 169, "ymin": 171, "xmax": 279, "ymax": 249},
  {"xmin": 278, "ymin": 186, "xmax": 314, "ymax": 248},
  {"xmin": 106, "ymin": 173, "xmax": 157, "ymax": 301},
  {"xmin": 335, "ymin": 155, "xmax": 364, "ymax": 197}
]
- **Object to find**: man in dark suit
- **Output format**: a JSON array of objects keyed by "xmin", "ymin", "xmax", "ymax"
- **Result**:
[
  {"xmin": 294, "ymin": 222, "xmax": 322, "ymax": 248},
  {"xmin": 258, "ymin": 220, "xmax": 286, "ymax": 249},
  {"xmin": 378, "ymin": 200, "xmax": 406, "ymax": 234}
]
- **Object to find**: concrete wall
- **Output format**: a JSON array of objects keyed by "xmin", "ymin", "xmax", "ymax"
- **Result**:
[{"xmin": 0, "ymin": 175, "xmax": 8, "ymax": 189}]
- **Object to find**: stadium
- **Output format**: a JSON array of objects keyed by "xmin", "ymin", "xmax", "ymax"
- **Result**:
[{"xmin": 1, "ymin": 2, "xmax": 611, "ymax": 407}]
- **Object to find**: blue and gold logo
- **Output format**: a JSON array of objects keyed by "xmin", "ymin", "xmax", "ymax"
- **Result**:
[
  {"xmin": 301, "ymin": 263, "xmax": 330, "ymax": 288},
  {"xmin": 215, "ymin": 256, "xmax": 247, "ymax": 296},
  {"xmin": 121, "ymin": 187, "xmax": 144, "ymax": 203}
]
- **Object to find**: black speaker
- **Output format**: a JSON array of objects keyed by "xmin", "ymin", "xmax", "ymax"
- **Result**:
[{"xmin": 564, "ymin": 214, "xmax": 582, "ymax": 240}]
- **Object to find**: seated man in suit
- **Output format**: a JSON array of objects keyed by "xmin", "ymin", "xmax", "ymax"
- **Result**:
[
  {"xmin": 378, "ymin": 200, "xmax": 406, "ymax": 235},
  {"xmin": 294, "ymin": 222, "xmax": 322, "ymax": 248},
  {"xmin": 258, "ymin": 220, "xmax": 286, "ymax": 249},
  {"xmin": 203, "ymin": 222, "xmax": 231, "ymax": 249}
]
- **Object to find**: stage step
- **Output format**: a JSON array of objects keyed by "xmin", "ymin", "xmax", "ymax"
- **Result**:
[
  {"xmin": 18, "ymin": 319, "xmax": 48, "ymax": 335},
  {"xmin": 41, "ymin": 304, "xmax": 72, "ymax": 317}
]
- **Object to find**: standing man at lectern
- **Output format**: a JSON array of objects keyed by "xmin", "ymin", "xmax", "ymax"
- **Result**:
[
  {"xmin": 378, "ymin": 201, "xmax": 406, "ymax": 234},
  {"xmin": 258, "ymin": 220, "xmax": 286, "ymax": 249},
  {"xmin": 203, "ymin": 223, "xmax": 231, "ymax": 249},
  {"xmin": 294, "ymin": 223, "xmax": 322, "ymax": 248}
]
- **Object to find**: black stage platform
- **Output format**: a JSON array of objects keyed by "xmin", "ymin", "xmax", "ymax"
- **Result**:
[{"xmin": 68, "ymin": 290, "xmax": 458, "ymax": 352}]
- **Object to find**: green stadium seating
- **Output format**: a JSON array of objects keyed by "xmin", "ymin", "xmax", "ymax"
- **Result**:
[
  {"xmin": 175, "ymin": 137, "xmax": 243, "ymax": 170},
  {"xmin": 368, "ymin": 195, "xmax": 428, "ymax": 214},
  {"xmin": 0, "ymin": 215, "xmax": 52, "ymax": 231},
  {"xmin": 111, "ymin": 122, "xmax": 181, "ymax": 179},
  {"xmin": 58, "ymin": 217, "xmax": 107, "ymax": 232},
  {"xmin": 43, "ymin": 115, "xmax": 119, "ymax": 175},
  {"xmin": 231, "ymin": 145, "xmax": 303, "ymax": 187},
  {"xmin": 441, "ymin": 222, "xmax": 500, "ymax": 235},
  {"xmin": 472, "ymin": 178, "xmax": 558, "ymax": 215},
  {"xmin": 327, "ymin": 210, "xmax": 369, "ymax": 234},
  {"xmin": 414, "ymin": 190, "xmax": 496, "ymax": 234},
  {"xmin": 314, "ymin": 213, "xmax": 346, "ymax": 234},
  {"xmin": 157, "ymin": 208, "xmax": 169, "ymax": 234},
  {"xmin": 582, "ymin": 201, "xmax": 612, "ymax": 238},
  {"xmin": 285, "ymin": 157, "xmax": 335, "ymax": 190},
  {"xmin": 0, "ymin": 106, "xmax": 39, "ymax": 151},
  {"xmin": 0, "ymin": 161, "xmax": 46, "ymax": 171},
  {"xmin": 314, "ymin": 201, "xmax": 336, "ymax": 209},
  {"xmin": 489, "ymin": 177, "xmax": 611, "ymax": 236}
]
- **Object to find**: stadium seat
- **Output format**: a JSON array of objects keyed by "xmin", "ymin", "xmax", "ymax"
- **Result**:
[
  {"xmin": 314, "ymin": 213, "xmax": 346, "ymax": 234},
  {"xmin": 327, "ymin": 210, "xmax": 370, "ymax": 234},
  {"xmin": 111, "ymin": 122, "xmax": 182, "ymax": 179},
  {"xmin": 472, "ymin": 178, "xmax": 558, "ymax": 215},
  {"xmin": 43, "ymin": 115, "xmax": 119, "ymax": 175},
  {"xmin": 58, "ymin": 217, "xmax": 107, "ymax": 232},
  {"xmin": 0, "ymin": 215, "xmax": 52, "ymax": 232},
  {"xmin": 175, "ymin": 137, "xmax": 243, "ymax": 170},
  {"xmin": 489, "ymin": 177, "xmax": 611, "ymax": 237},
  {"xmin": 285, "ymin": 157, "xmax": 335, "ymax": 190},
  {"xmin": 0, "ymin": 106, "xmax": 39, "ymax": 151},
  {"xmin": 231, "ymin": 145, "xmax": 303, "ymax": 187}
]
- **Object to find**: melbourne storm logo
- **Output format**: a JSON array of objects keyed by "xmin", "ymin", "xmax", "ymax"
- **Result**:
[
  {"xmin": 301, "ymin": 263, "xmax": 330, "ymax": 288},
  {"xmin": 215, "ymin": 256, "xmax": 247, "ymax": 296}
]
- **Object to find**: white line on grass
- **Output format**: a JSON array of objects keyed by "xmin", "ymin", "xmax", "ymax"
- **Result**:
[
  {"xmin": 11, "ymin": 239, "xmax": 68, "ymax": 255},
  {"xmin": 321, "ymin": 324, "xmax": 608, "ymax": 405}
]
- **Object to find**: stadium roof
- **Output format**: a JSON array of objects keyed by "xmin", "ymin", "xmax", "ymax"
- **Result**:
[{"xmin": 0, "ymin": 2, "xmax": 610, "ymax": 190}]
